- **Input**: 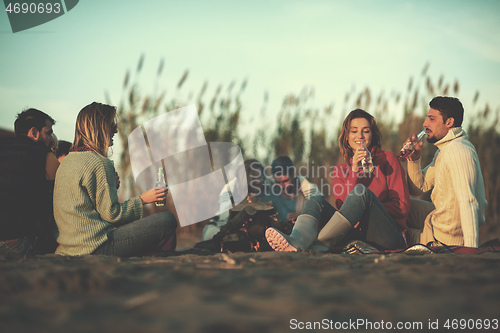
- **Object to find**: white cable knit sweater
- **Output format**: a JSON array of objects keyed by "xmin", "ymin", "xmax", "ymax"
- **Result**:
[{"xmin": 407, "ymin": 127, "xmax": 487, "ymax": 247}]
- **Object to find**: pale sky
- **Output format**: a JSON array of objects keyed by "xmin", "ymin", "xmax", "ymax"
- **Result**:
[{"xmin": 1, "ymin": 0, "xmax": 499, "ymax": 142}]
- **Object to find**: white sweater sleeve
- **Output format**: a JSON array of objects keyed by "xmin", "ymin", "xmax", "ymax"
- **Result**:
[
  {"xmin": 407, "ymin": 155, "xmax": 436, "ymax": 196},
  {"xmin": 445, "ymin": 144, "xmax": 480, "ymax": 247}
]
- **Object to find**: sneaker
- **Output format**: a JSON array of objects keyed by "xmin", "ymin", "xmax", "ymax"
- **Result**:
[{"xmin": 265, "ymin": 228, "xmax": 298, "ymax": 252}]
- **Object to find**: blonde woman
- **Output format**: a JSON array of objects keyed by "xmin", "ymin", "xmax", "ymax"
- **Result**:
[{"xmin": 54, "ymin": 102, "xmax": 177, "ymax": 257}]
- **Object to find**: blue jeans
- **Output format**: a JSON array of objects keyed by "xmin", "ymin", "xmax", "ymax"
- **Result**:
[
  {"xmin": 338, "ymin": 184, "xmax": 406, "ymax": 250},
  {"xmin": 301, "ymin": 186, "xmax": 406, "ymax": 249},
  {"xmin": 301, "ymin": 195, "xmax": 337, "ymax": 229},
  {"xmin": 92, "ymin": 212, "xmax": 177, "ymax": 257}
]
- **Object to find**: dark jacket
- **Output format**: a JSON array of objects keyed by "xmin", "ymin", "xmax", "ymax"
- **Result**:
[{"xmin": 0, "ymin": 137, "xmax": 52, "ymax": 240}]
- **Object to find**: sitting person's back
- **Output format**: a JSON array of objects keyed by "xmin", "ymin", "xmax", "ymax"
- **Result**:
[
  {"xmin": 54, "ymin": 102, "xmax": 177, "ymax": 257},
  {"xmin": 0, "ymin": 108, "xmax": 58, "ymax": 254},
  {"xmin": 0, "ymin": 137, "xmax": 51, "ymax": 240}
]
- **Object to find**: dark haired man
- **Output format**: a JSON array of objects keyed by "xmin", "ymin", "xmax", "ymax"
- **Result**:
[
  {"xmin": 13, "ymin": 108, "xmax": 59, "ymax": 180},
  {"xmin": 268, "ymin": 156, "xmax": 323, "ymax": 222},
  {"xmin": 405, "ymin": 96, "xmax": 486, "ymax": 248},
  {"xmin": 14, "ymin": 108, "xmax": 56, "ymax": 147},
  {"xmin": 0, "ymin": 108, "xmax": 59, "ymax": 254}
]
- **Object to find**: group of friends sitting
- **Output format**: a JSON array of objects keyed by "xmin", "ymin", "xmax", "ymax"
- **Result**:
[{"xmin": 0, "ymin": 96, "xmax": 487, "ymax": 257}]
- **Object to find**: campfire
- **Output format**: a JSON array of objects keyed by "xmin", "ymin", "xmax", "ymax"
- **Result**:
[{"xmin": 213, "ymin": 201, "xmax": 282, "ymax": 253}]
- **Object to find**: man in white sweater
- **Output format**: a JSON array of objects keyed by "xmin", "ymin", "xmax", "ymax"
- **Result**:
[{"xmin": 406, "ymin": 96, "xmax": 487, "ymax": 248}]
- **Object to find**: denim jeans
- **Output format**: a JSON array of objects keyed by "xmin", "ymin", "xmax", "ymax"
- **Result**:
[
  {"xmin": 338, "ymin": 184, "xmax": 406, "ymax": 250},
  {"xmin": 300, "ymin": 195, "xmax": 337, "ymax": 229},
  {"xmin": 406, "ymin": 198, "xmax": 435, "ymax": 246},
  {"xmin": 92, "ymin": 212, "xmax": 177, "ymax": 257}
]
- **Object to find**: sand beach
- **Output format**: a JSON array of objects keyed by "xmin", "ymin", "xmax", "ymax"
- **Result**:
[{"xmin": 1, "ymin": 244, "xmax": 499, "ymax": 333}]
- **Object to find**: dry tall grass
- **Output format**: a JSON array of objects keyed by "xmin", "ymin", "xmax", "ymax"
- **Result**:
[{"xmin": 107, "ymin": 57, "xmax": 500, "ymax": 244}]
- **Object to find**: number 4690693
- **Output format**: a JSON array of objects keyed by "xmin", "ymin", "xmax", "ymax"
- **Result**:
[{"xmin": 5, "ymin": 2, "xmax": 61, "ymax": 14}]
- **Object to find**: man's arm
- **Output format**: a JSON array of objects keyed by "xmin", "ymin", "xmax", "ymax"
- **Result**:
[
  {"xmin": 298, "ymin": 176, "xmax": 322, "ymax": 200},
  {"xmin": 407, "ymin": 157, "xmax": 435, "ymax": 196},
  {"xmin": 404, "ymin": 135, "xmax": 435, "ymax": 196}
]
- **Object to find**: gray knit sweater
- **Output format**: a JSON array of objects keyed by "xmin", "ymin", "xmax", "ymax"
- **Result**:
[{"xmin": 54, "ymin": 151, "xmax": 143, "ymax": 255}]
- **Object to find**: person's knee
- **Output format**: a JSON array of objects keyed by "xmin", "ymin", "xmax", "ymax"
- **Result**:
[
  {"xmin": 353, "ymin": 184, "xmax": 367, "ymax": 194},
  {"xmin": 301, "ymin": 195, "xmax": 326, "ymax": 219},
  {"xmin": 347, "ymin": 184, "xmax": 368, "ymax": 199},
  {"xmin": 305, "ymin": 195, "xmax": 324, "ymax": 210},
  {"xmin": 156, "ymin": 212, "xmax": 178, "ymax": 231}
]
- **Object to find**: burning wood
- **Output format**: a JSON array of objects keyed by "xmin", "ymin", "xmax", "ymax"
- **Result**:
[{"xmin": 212, "ymin": 201, "xmax": 290, "ymax": 253}]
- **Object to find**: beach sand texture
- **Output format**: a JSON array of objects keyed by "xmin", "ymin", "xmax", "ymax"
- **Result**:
[{"xmin": 1, "ymin": 249, "xmax": 499, "ymax": 333}]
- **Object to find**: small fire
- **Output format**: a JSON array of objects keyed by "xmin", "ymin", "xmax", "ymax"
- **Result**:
[
  {"xmin": 237, "ymin": 220, "xmax": 261, "ymax": 252},
  {"xmin": 271, "ymin": 212, "xmax": 278, "ymax": 223},
  {"xmin": 251, "ymin": 240, "xmax": 261, "ymax": 252}
]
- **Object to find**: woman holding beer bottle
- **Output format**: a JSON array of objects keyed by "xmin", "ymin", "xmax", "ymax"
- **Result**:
[
  {"xmin": 53, "ymin": 102, "xmax": 177, "ymax": 257},
  {"xmin": 266, "ymin": 109, "xmax": 410, "ymax": 252}
]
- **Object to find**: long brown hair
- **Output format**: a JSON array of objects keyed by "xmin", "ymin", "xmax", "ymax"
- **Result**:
[
  {"xmin": 338, "ymin": 109, "xmax": 382, "ymax": 164},
  {"xmin": 72, "ymin": 102, "xmax": 117, "ymax": 157}
]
